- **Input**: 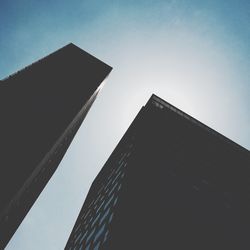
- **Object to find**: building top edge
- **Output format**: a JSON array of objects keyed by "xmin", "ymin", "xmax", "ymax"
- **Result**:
[
  {"xmin": 148, "ymin": 94, "xmax": 249, "ymax": 154},
  {"xmin": 1, "ymin": 43, "xmax": 112, "ymax": 82}
]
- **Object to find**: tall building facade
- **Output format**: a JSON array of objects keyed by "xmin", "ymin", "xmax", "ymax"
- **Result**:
[
  {"xmin": 65, "ymin": 94, "xmax": 250, "ymax": 250},
  {"xmin": 0, "ymin": 43, "xmax": 112, "ymax": 248}
]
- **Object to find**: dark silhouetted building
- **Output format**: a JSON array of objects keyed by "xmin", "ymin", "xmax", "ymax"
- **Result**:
[
  {"xmin": 65, "ymin": 94, "xmax": 250, "ymax": 250},
  {"xmin": 0, "ymin": 43, "xmax": 112, "ymax": 248}
]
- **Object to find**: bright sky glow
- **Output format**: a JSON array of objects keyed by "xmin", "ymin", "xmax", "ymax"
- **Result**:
[{"xmin": 0, "ymin": 0, "xmax": 249, "ymax": 249}]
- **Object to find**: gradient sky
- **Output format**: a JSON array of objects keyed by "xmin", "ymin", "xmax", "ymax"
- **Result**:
[{"xmin": 1, "ymin": 0, "xmax": 249, "ymax": 249}]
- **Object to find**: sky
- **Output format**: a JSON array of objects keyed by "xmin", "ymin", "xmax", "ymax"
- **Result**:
[{"xmin": 0, "ymin": 0, "xmax": 249, "ymax": 249}]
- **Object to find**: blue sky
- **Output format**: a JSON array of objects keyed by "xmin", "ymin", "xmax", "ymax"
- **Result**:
[{"xmin": 1, "ymin": 0, "xmax": 249, "ymax": 249}]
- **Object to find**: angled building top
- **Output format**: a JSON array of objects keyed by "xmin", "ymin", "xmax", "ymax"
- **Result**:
[
  {"xmin": 147, "ymin": 94, "xmax": 249, "ymax": 153},
  {"xmin": 1, "ymin": 43, "xmax": 112, "ymax": 82}
]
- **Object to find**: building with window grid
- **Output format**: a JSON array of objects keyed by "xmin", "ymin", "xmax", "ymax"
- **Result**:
[
  {"xmin": 65, "ymin": 94, "xmax": 250, "ymax": 250},
  {"xmin": 0, "ymin": 43, "xmax": 112, "ymax": 248}
]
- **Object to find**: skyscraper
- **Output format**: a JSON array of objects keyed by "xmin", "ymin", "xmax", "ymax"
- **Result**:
[
  {"xmin": 0, "ymin": 43, "xmax": 112, "ymax": 248},
  {"xmin": 65, "ymin": 94, "xmax": 250, "ymax": 250}
]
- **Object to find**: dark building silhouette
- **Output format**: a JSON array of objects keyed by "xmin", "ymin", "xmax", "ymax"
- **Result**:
[
  {"xmin": 0, "ymin": 43, "xmax": 112, "ymax": 248},
  {"xmin": 65, "ymin": 94, "xmax": 250, "ymax": 250}
]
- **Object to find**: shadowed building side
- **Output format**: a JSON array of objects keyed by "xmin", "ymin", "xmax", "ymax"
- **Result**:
[
  {"xmin": 65, "ymin": 94, "xmax": 250, "ymax": 250},
  {"xmin": 0, "ymin": 43, "xmax": 112, "ymax": 249}
]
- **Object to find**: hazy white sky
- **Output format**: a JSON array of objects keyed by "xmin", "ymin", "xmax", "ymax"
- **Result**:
[{"xmin": 1, "ymin": 0, "xmax": 249, "ymax": 249}]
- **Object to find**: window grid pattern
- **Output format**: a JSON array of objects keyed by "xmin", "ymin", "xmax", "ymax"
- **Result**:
[{"xmin": 66, "ymin": 143, "xmax": 134, "ymax": 250}]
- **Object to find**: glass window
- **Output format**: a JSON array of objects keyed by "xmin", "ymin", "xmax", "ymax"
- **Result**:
[
  {"xmin": 79, "ymin": 230, "xmax": 88, "ymax": 244},
  {"xmin": 99, "ymin": 208, "xmax": 110, "ymax": 225},
  {"xmin": 74, "ymin": 232, "xmax": 82, "ymax": 244},
  {"xmin": 113, "ymin": 197, "xmax": 118, "ymax": 206},
  {"xmin": 108, "ymin": 181, "xmax": 119, "ymax": 196},
  {"xmin": 94, "ymin": 223, "xmax": 106, "ymax": 242},
  {"xmin": 104, "ymin": 194, "xmax": 115, "ymax": 210},
  {"xmin": 96, "ymin": 200, "xmax": 105, "ymax": 214},
  {"xmin": 103, "ymin": 230, "xmax": 109, "ymax": 243},
  {"xmin": 85, "ymin": 243, "xmax": 91, "ymax": 250},
  {"xmin": 93, "ymin": 241, "xmax": 101, "ymax": 250},
  {"xmin": 86, "ymin": 227, "xmax": 96, "ymax": 245},
  {"xmin": 108, "ymin": 213, "xmax": 114, "ymax": 223},
  {"xmin": 91, "ymin": 213, "xmax": 101, "ymax": 227}
]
